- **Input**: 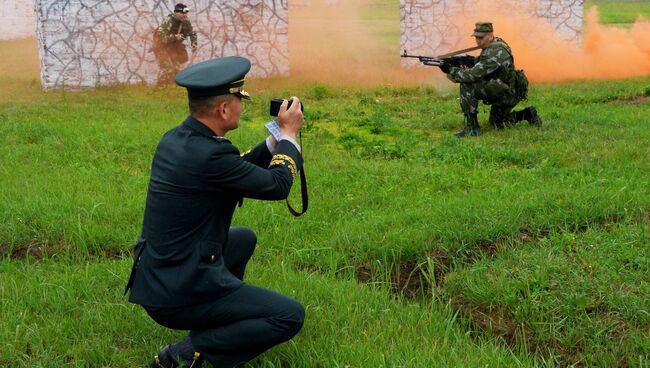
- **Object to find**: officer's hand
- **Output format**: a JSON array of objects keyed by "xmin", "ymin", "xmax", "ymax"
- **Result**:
[
  {"xmin": 175, "ymin": 34, "xmax": 183, "ymax": 42},
  {"xmin": 278, "ymin": 97, "xmax": 304, "ymax": 139},
  {"xmin": 439, "ymin": 61, "xmax": 452, "ymax": 74}
]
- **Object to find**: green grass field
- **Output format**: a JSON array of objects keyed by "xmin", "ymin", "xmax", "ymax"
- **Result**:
[
  {"xmin": 586, "ymin": 0, "xmax": 650, "ymax": 25},
  {"xmin": 1, "ymin": 2, "xmax": 649, "ymax": 367}
]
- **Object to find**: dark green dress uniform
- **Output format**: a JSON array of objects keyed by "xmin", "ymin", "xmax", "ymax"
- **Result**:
[{"xmin": 126, "ymin": 56, "xmax": 304, "ymax": 368}]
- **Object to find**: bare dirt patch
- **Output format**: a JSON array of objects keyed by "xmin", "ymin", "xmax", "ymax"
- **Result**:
[
  {"xmin": 1, "ymin": 243, "xmax": 47, "ymax": 259},
  {"xmin": 608, "ymin": 95, "xmax": 650, "ymax": 105},
  {"xmin": 354, "ymin": 258, "xmax": 431, "ymax": 298},
  {"xmin": 1, "ymin": 242, "xmax": 126, "ymax": 260}
]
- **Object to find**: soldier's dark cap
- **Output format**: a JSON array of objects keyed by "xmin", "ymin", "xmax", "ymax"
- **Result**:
[
  {"xmin": 174, "ymin": 3, "xmax": 189, "ymax": 13},
  {"xmin": 472, "ymin": 22, "xmax": 493, "ymax": 37},
  {"xmin": 175, "ymin": 56, "xmax": 252, "ymax": 100}
]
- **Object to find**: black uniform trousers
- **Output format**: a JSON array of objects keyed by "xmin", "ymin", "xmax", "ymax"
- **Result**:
[{"xmin": 144, "ymin": 227, "xmax": 305, "ymax": 367}]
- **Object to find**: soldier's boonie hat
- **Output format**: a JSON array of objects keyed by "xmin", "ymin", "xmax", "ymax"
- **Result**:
[
  {"xmin": 175, "ymin": 56, "xmax": 252, "ymax": 100},
  {"xmin": 174, "ymin": 3, "xmax": 190, "ymax": 13},
  {"xmin": 472, "ymin": 22, "xmax": 493, "ymax": 37}
]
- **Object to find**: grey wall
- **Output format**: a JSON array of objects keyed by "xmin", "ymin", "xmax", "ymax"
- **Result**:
[
  {"xmin": 35, "ymin": 0, "xmax": 288, "ymax": 89},
  {"xmin": 0, "ymin": 0, "xmax": 36, "ymax": 40},
  {"xmin": 400, "ymin": 0, "xmax": 583, "ymax": 61}
]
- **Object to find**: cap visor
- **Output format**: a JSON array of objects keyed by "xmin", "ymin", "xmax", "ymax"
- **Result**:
[
  {"xmin": 472, "ymin": 32, "xmax": 487, "ymax": 37},
  {"xmin": 235, "ymin": 90, "xmax": 251, "ymax": 101}
]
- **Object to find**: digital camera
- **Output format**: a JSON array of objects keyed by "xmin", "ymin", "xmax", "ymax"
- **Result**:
[{"xmin": 270, "ymin": 98, "xmax": 304, "ymax": 116}]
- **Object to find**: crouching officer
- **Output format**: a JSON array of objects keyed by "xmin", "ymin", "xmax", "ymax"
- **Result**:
[
  {"xmin": 124, "ymin": 56, "xmax": 305, "ymax": 368},
  {"xmin": 442, "ymin": 22, "xmax": 542, "ymax": 137}
]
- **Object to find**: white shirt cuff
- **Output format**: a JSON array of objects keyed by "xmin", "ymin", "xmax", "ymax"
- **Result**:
[{"xmin": 265, "ymin": 136, "xmax": 275, "ymax": 153}]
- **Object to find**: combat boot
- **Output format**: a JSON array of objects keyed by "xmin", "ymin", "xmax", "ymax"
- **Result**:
[
  {"xmin": 454, "ymin": 113, "xmax": 481, "ymax": 137},
  {"xmin": 151, "ymin": 336, "xmax": 203, "ymax": 368},
  {"xmin": 468, "ymin": 113, "xmax": 481, "ymax": 135},
  {"xmin": 515, "ymin": 106, "xmax": 543, "ymax": 126}
]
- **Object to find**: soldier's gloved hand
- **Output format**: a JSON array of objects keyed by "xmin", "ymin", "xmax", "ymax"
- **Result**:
[{"xmin": 438, "ymin": 61, "xmax": 452, "ymax": 74}]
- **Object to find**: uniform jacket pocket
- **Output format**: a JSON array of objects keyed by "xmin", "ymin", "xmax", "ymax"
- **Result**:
[{"xmin": 199, "ymin": 240, "xmax": 222, "ymax": 263}]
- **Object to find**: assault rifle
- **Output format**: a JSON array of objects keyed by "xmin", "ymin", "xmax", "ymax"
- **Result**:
[{"xmin": 401, "ymin": 45, "xmax": 482, "ymax": 72}]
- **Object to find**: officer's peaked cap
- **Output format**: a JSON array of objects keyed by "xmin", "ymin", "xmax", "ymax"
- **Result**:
[
  {"xmin": 175, "ymin": 56, "xmax": 252, "ymax": 100},
  {"xmin": 472, "ymin": 22, "xmax": 493, "ymax": 37}
]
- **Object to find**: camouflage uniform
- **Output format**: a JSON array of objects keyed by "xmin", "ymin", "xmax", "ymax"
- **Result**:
[
  {"xmin": 443, "ymin": 22, "xmax": 541, "ymax": 137},
  {"xmin": 153, "ymin": 14, "xmax": 198, "ymax": 84},
  {"xmin": 447, "ymin": 37, "xmax": 520, "ymax": 127}
]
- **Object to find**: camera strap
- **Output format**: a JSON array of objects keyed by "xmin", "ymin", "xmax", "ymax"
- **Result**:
[
  {"xmin": 286, "ymin": 131, "xmax": 308, "ymax": 216},
  {"xmin": 286, "ymin": 167, "xmax": 308, "ymax": 216}
]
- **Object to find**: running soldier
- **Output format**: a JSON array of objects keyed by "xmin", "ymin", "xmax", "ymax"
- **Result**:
[{"xmin": 152, "ymin": 3, "xmax": 198, "ymax": 84}]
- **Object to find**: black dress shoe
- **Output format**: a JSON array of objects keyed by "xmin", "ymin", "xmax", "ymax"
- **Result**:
[{"xmin": 150, "ymin": 345, "xmax": 203, "ymax": 368}]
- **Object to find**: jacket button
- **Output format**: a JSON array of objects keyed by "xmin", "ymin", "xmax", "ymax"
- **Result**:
[{"xmin": 210, "ymin": 255, "xmax": 215, "ymax": 262}]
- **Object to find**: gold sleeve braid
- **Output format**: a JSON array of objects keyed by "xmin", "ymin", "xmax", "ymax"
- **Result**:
[
  {"xmin": 269, "ymin": 154, "xmax": 297, "ymax": 181},
  {"xmin": 240, "ymin": 149, "xmax": 251, "ymax": 157}
]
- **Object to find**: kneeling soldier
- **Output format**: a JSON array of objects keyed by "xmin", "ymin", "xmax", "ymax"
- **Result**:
[
  {"xmin": 125, "ymin": 56, "xmax": 306, "ymax": 368},
  {"xmin": 443, "ymin": 22, "xmax": 542, "ymax": 137}
]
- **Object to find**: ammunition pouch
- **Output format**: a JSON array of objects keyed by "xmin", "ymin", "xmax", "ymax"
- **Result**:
[
  {"xmin": 513, "ymin": 69, "xmax": 529, "ymax": 101},
  {"xmin": 484, "ymin": 78, "xmax": 510, "ymax": 102}
]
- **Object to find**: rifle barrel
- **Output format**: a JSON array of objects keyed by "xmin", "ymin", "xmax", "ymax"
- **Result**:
[
  {"xmin": 400, "ymin": 54, "xmax": 428, "ymax": 59},
  {"xmin": 401, "ymin": 54, "xmax": 438, "ymax": 61},
  {"xmin": 401, "ymin": 50, "xmax": 443, "ymax": 67}
]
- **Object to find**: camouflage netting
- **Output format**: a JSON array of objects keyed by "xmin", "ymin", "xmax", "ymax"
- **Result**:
[
  {"xmin": 35, "ymin": 0, "xmax": 288, "ymax": 89},
  {"xmin": 0, "ymin": 0, "xmax": 37, "ymax": 40},
  {"xmin": 400, "ymin": 0, "xmax": 583, "ymax": 62}
]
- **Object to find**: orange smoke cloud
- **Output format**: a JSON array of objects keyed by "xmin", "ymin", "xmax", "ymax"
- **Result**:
[
  {"xmin": 468, "ymin": 7, "xmax": 650, "ymax": 82},
  {"xmin": 287, "ymin": 0, "xmax": 650, "ymax": 85},
  {"xmin": 288, "ymin": 0, "xmax": 438, "ymax": 86}
]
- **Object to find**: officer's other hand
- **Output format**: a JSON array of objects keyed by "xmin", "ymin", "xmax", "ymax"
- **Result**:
[
  {"xmin": 278, "ymin": 97, "xmax": 304, "ymax": 139},
  {"xmin": 439, "ymin": 61, "xmax": 452, "ymax": 74}
]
